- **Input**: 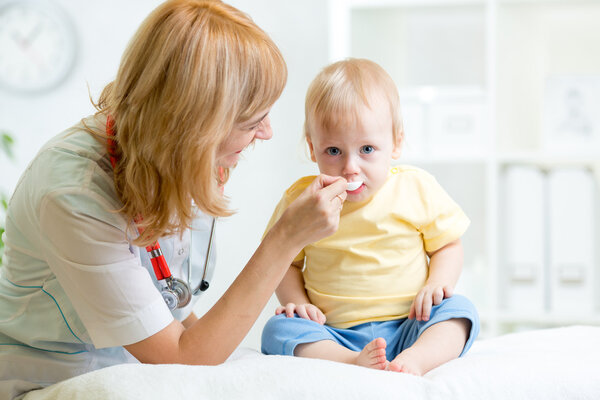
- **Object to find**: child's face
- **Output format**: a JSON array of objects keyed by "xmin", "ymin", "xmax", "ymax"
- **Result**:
[{"xmin": 307, "ymin": 96, "xmax": 401, "ymax": 202}]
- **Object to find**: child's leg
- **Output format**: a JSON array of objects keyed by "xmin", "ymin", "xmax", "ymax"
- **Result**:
[
  {"xmin": 386, "ymin": 294, "xmax": 480, "ymax": 376},
  {"xmin": 262, "ymin": 314, "xmax": 388, "ymax": 370},
  {"xmin": 295, "ymin": 337, "xmax": 388, "ymax": 370},
  {"xmin": 387, "ymin": 318, "xmax": 470, "ymax": 375}
]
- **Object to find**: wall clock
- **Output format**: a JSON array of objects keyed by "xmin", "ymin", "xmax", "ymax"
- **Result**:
[{"xmin": 0, "ymin": 0, "xmax": 77, "ymax": 93}]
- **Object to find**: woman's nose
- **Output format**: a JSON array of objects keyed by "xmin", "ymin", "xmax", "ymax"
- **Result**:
[{"xmin": 255, "ymin": 116, "xmax": 272, "ymax": 140}]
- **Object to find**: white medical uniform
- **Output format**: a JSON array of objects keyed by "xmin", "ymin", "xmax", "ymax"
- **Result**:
[{"xmin": 0, "ymin": 115, "xmax": 216, "ymax": 399}]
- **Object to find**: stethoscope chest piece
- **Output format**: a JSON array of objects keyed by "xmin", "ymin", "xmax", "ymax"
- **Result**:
[{"xmin": 161, "ymin": 278, "xmax": 192, "ymax": 310}]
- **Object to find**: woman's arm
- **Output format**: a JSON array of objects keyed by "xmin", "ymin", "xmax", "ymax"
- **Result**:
[
  {"xmin": 408, "ymin": 239, "xmax": 463, "ymax": 321},
  {"xmin": 124, "ymin": 175, "xmax": 346, "ymax": 365}
]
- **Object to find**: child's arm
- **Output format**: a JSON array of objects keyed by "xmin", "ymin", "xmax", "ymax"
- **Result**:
[
  {"xmin": 409, "ymin": 239, "xmax": 463, "ymax": 322},
  {"xmin": 274, "ymin": 260, "xmax": 326, "ymax": 324}
]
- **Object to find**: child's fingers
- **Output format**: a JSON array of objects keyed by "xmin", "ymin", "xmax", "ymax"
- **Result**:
[
  {"xmin": 443, "ymin": 285, "xmax": 454, "ymax": 298},
  {"xmin": 413, "ymin": 291, "xmax": 424, "ymax": 320},
  {"xmin": 284, "ymin": 303, "xmax": 296, "ymax": 318},
  {"xmin": 306, "ymin": 307, "xmax": 320, "ymax": 322},
  {"xmin": 432, "ymin": 287, "xmax": 444, "ymax": 305},
  {"xmin": 308, "ymin": 307, "xmax": 326, "ymax": 324},
  {"xmin": 318, "ymin": 310, "xmax": 326, "ymax": 325},
  {"xmin": 275, "ymin": 306, "xmax": 285, "ymax": 315},
  {"xmin": 408, "ymin": 301, "xmax": 416, "ymax": 320},
  {"xmin": 421, "ymin": 293, "xmax": 433, "ymax": 321},
  {"xmin": 296, "ymin": 305, "xmax": 310, "ymax": 320}
]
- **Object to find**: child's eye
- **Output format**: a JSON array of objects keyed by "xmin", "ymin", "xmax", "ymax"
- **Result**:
[
  {"xmin": 326, "ymin": 147, "xmax": 341, "ymax": 156},
  {"xmin": 361, "ymin": 145, "xmax": 374, "ymax": 154}
]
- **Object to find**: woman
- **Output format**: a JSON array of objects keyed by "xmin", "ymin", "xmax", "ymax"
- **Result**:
[{"xmin": 0, "ymin": 1, "xmax": 347, "ymax": 398}]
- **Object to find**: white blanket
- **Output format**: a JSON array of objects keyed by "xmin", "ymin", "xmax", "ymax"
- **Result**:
[{"xmin": 24, "ymin": 326, "xmax": 600, "ymax": 400}]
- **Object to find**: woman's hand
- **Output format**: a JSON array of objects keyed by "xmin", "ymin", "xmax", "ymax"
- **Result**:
[
  {"xmin": 276, "ymin": 302, "xmax": 326, "ymax": 325},
  {"xmin": 408, "ymin": 283, "xmax": 454, "ymax": 322},
  {"xmin": 276, "ymin": 174, "xmax": 347, "ymax": 249}
]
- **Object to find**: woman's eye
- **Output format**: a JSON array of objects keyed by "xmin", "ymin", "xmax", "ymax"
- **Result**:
[
  {"xmin": 326, "ymin": 147, "xmax": 341, "ymax": 156},
  {"xmin": 361, "ymin": 145, "xmax": 374, "ymax": 154},
  {"xmin": 247, "ymin": 122, "xmax": 261, "ymax": 131}
]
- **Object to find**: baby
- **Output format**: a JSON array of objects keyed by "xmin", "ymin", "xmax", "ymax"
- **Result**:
[{"xmin": 261, "ymin": 58, "xmax": 479, "ymax": 375}]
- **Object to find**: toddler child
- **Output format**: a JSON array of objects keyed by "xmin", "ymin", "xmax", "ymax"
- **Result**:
[{"xmin": 261, "ymin": 58, "xmax": 479, "ymax": 375}]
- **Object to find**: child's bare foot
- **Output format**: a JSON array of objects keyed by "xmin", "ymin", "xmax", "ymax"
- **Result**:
[
  {"xmin": 355, "ymin": 337, "xmax": 388, "ymax": 370},
  {"xmin": 386, "ymin": 348, "xmax": 423, "ymax": 376}
]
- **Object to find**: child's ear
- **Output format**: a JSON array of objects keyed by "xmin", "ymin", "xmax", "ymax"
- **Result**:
[
  {"xmin": 306, "ymin": 135, "xmax": 317, "ymax": 162},
  {"xmin": 391, "ymin": 132, "xmax": 403, "ymax": 160}
]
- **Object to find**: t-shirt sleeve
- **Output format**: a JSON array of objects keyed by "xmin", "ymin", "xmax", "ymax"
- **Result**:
[
  {"xmin": 414, "ymin": 171, "xmax": 470, "ymax": 253},
  {"xmin": 38, "ymin": 188, "xmax": 174, "ymax": 348}
]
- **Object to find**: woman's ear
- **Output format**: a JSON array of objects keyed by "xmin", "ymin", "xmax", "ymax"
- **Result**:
[{"xmin": 306, "ymin": 135, "xmax": 317, "ymax": 162}]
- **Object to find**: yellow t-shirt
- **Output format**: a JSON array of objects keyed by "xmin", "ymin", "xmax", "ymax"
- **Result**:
[{"xmin": 264, "ymin": 166, "xmax": 470, "ymax": 329}]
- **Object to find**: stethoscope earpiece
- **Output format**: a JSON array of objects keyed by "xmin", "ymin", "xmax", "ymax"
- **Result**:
[{"xmin": 199, "ymin": 280, "xmax": 209, "ymax": 292}]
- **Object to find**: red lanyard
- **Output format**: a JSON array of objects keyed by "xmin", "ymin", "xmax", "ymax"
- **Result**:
[{"xmin": 106, "ymin": 116, "xmax": 172, "ymax": 281}]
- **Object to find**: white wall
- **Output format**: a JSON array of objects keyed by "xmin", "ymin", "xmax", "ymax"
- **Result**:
[
  {"xmin": 197, "ymin": 0, "xmax": 329, "ymax": 349},
  {"xmin": 0, "ymin": 0, "xmax": 328, "ymax": 350}
]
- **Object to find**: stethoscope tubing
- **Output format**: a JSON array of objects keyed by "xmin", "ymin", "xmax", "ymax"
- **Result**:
[{"xmin": 190, "ymin": 216, "xmax": 216, "ymax": 295}]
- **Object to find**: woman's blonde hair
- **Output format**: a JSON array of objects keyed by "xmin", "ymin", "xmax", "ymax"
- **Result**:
[
  {"xmin": 304, "ymin": 58, "xmax": 402, "ymax": 145},
  {"xmin": 93, "ymin": 0, "xmax": 287, "ymax": 246}
]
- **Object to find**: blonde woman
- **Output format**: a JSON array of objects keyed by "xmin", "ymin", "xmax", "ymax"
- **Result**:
[{"xmin": 0, "ymin": 1, "xmax": 347, "ymax": 398}]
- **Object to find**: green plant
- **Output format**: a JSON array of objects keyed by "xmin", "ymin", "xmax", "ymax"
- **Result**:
[{"xmin": 0, "ymin": 131, "xmax": 15, "ymax": 264}]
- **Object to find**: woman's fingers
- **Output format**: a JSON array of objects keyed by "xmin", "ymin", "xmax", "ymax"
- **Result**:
[
  {"xmin": 279, "ymin": 175, "xmax": 349, "ymax": 248},
  {"xmin": 313, "ymin": 174, "xmax": 347, "ymax": 203}
]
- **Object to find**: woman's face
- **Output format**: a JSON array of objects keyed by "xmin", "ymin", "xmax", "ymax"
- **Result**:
[{"xmin": 216, "ymin": 108, "xmax": 272, "ymax": 168}]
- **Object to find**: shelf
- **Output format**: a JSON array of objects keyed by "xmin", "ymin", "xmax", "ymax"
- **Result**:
[
  {"xmin": 398, "ymin": 155, "xmax": 490, "ymax": 165},
  {"xmin": 335, "ymin": 0, "xmax": 485, "ymax": 8},
  {"xmin": 331, "ymin": 0, "xmax": 600, "ymax": 338},
  {"xmin": 497, "ymin": 154, "xmax": 600, "ymax": 170},
  {"xmin": 499, "ymin": 0, "xmax": 599, "ymax": 5}
]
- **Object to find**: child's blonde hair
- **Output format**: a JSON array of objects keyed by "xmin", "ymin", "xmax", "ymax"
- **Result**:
[
  {"xmin": 93, "ymin": 0, "xmax": 287, "ymax": 246},
  {"xmin": 304, "ymin": 58, "xmax": 402, "ymax": 145}
]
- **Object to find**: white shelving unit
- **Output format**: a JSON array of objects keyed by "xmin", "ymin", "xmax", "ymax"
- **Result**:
[{"xmin": 329, "ymin": 0, "xmax": 600, "ymax": 337}]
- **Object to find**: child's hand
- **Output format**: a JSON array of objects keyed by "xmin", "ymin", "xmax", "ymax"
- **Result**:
[
  {"xmin": 409, "ymin": 284, "xmax": 453, "ymax": 321},
  {"xmin": 275, "ymin": 303, "xmax": 326, "ymax": 325}
]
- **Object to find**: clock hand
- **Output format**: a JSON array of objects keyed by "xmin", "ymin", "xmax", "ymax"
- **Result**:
[
  {"xmin": 23, "ymin": 23, "xmax": 43, "ymax": 48},
  {"xmin": 11, "ymin": 31, "xmax": 27, "ymax": 50}
]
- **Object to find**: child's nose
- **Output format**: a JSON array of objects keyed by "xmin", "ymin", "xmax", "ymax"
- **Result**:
[{"xmin": 342, "ymin": 155, "xmax": 360, "ymax": 175}]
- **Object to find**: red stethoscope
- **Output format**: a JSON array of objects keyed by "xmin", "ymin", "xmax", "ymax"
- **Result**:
[{"xmin": 106, "ymin": 116, "xmax": 215, "ymax": 310}]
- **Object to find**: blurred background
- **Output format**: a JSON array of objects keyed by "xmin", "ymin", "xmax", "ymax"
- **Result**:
[{"xmin": 0, "ymin": 0, "xmax": 598, "ymax": 350}]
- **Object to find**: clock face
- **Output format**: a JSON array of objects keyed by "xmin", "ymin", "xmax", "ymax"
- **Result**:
[{"xmin": 0, "ymin": 1, "xmax": 77, "ymax": 93}]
